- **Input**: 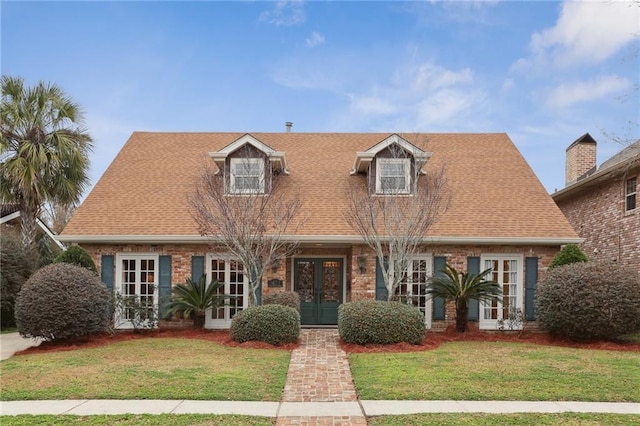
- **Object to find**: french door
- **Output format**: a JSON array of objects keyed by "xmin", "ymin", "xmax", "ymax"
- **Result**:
[
  {"xmin": 115, "ymin": 254, "xmax": 158, "ymax": 329},
  {"xmin": 294, "ymin": 258, "xmax": 343, "ymax": 325}
]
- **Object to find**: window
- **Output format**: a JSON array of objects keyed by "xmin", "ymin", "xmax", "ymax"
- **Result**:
[
  {"xmin": 625, "ymin": 177, "xmax": 637, "ymax": 212},
  {"xmin": 115, "ymin": 254, "xmax": 158, "ymax": 329},
  {"xmin": 395, "ymin": 256, "xmax": 433, "ymax": 328},
  {"xmin": 376, "ymin": 158, "xmax": 410, "ymax": 194},
  {"xmin": 205, "ymin": 256, "xmax": 248, "ymax": 328},
  {"xmin": 479, "ymin": 255, "xmax": 523, "ymax": 330},
  {"xmin": 230, "ymin": 158, "xmax": 264, "ymax": 194}
]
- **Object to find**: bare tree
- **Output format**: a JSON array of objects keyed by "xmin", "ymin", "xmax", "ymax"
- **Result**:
[
  {"xmin": 190, "ymin": 148, "xmax": 304, "ymax": 306},
  {"xmin": 345, "ymin": 136, "xmax": 449, "ymax": 301}
]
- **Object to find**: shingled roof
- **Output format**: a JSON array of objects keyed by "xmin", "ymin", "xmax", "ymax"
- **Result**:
[{"xmin": 60, "ymin": 132, "xmax": 579, "ymax": 244}]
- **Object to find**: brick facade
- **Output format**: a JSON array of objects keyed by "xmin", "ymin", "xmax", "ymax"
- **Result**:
[
  {"xmin": 84, "ymin": 242, "xmax": 560, "ymax": 331},
  {"xmin": 555, "ymin": 169, "xmax": 640, "ymax": 273}
]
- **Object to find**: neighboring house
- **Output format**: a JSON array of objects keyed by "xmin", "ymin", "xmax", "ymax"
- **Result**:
[
  {"xmin": 0, "ymin": 204, "xmax": 65, "ymax": 250},
  {"xmin": 552, "ymin": 134, "xmax": 640, "ymax": 273},
  {"xmin": 59, "ymin": 131, "xmax": 580, "ymax": 330}
]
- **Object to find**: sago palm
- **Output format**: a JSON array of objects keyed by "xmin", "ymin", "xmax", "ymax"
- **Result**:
[
  {"xmin": 1, "ymin": 76, "xmax": 92, "ymax": 248},
  {"xmin": 426, "ymin": 263, "xmax": 502, "ymax": 332},
  {"xmin": 164, "ymin": 275, "xmax": 234, "ymax": 328}
]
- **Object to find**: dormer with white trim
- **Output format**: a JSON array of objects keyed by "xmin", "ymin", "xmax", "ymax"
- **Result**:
[
  {"xmin": 209, "ymin": 134, "xmax": 289, "ymax": 194},
  {"xmin": 351, "ymin": 134, "xmax": 432, "ymax": 195}
]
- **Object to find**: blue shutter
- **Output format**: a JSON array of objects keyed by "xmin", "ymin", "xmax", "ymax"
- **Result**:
[
  {"xmin": 467, "ymin": 257, "xmax": 480, "ymax": 321},
  {"xmin": 101, "ymin": 255, "xmax": 114, "ymax": 292},
  {"xmin": 432, "ymin": 256, "xmax": 447, "ymax": 320},
  {"xmin": 525, "ymin": 257, "xmax": 539, "ymax": 321},
  {"xmin": 159, "ymin": 255, "xmax": 172, "ymax": 319},
  {"xmin": 375, "ymin": 257, "xmax": 388, "ymax": 301},
  {"xmin": 191, "ymin": 256, "xmax": 205, "ymax": 281}
]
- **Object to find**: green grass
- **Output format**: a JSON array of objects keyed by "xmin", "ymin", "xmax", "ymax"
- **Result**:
[
  {"xmin": 1, "ymin": 328, "xmax": 18, "ymax": 334},
  {"xmin": 0, "ymin": 414, "xmax": 273, "ymax": 425},
  {"xmin": 0, "ymin": 338, "xmax": 290, "ymax": 401},
  {"xmin": 349, "ymin": 342, "xmax": 640, "ymax": 402},
  {"xmin": 369, "ymin": 413, "xmax": 640, "ymax": 425}
]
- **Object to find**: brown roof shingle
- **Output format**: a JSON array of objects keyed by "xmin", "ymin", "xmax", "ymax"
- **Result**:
[{"xmin": 60, "ymin": 132, "xmax": 579, "ymax": 242}]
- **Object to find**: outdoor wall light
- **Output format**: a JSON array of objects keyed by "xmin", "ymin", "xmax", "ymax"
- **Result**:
[{"xmin": 357, "ymin": 255, "xmax": 367, "ymax": 274}]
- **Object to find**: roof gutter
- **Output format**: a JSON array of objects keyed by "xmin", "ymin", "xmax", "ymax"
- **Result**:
[{"xmin": 58, "ymin": 234, "xmax": 583, "ymax": 246}]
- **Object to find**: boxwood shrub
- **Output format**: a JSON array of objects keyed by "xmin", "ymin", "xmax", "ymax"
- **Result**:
[
  {"xmin": 262, "ymin": 291, "xmax": 301, "ymax": 313},
  {"xmin": 536, "ymin": 261, "xmax": 640, "ymax": 340},
  {"xmin": 230, "ymin": 304, "xmax": 300, "ymax": 345},
  {"xmin": 549, "ymin": 244, "xmax": 588, "ymax": 269},
  {"xmin": 15, "ymin": 263, "xmax": 112, "ymax": 341},
  {"xmin": 54, "ymin": 245, "xmax": 97, "ymax": 274},
  {"xmin": 338, "ymin": 300, "xmax": 426, "ymax": 345}
]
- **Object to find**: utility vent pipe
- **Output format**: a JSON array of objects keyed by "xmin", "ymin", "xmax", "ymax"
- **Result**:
[{"xmin": 285, "ymin": 122, "xmax": 293, "ymax": 132}]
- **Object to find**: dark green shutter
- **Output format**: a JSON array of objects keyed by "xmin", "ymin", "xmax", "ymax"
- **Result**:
[
  {"xmin": 432, "ymin": 256, "xmax": 447, "ymax": 320},
  {"xmin": 467, "ymin": 257, "xmax": 480, "ymax": 321},
  {"xmin": 375, "ymin": 257, "xmax": 388, "ymax": 301},
  {"xmin": 159, "ymin": 255, "xmax": 172, "ymax": 319},
  {"xmin": 525, "ymin": 257, "xmax": 539, "ymax": 321},
  {"xmin": 101, "ymin": 255, "xmax": 114, "ymax": 292},
  {"xmin": 191, "ymin": 256, "xmax": 205, "ymax": 281}
]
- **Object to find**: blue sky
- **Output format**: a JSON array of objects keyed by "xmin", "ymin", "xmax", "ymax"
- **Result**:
[{"xmin": 2, "ymin": 1, "xmax": 638, "ymax": 195}]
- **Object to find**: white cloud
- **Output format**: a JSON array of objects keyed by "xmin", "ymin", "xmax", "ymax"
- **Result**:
[
  {"xmin": 546, "ymin": 75, "xmax": 632, "ymax": 108},
  {"xmin": 519, "ymin": 1, "xmax": 639, "ymax": 70},
  {"xmin": 259, "ymin": 1, "xmax": 305, "ymax": 27},
  {"xmin": 305, "ymin": 31, "xmax": 325, "ymax": 48}
]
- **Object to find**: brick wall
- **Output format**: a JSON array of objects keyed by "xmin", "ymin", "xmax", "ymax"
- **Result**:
[
  {"xmin": 83, "ymin": 242, "xmax": 560, "ymax": 331},
  {"xmin": 556, "ymin": 170, "xmax": 640, "ymax": 273}
]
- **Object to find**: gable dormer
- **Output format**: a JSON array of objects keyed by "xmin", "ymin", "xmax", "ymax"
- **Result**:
[
  {"xmin": 209, "ymin": 134, "xmax": 288, "ymax": 194},
  {"xmin": 351, "ymin": 134, "xmax": 432, "ymax": 195}
]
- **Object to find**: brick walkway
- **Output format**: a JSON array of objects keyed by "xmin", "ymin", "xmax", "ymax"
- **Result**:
[{"xmin": 276, "ymin": 329, "xmax": 368, "ymax": 425}]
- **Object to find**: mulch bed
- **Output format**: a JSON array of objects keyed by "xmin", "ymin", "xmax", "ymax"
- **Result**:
[{"xmin": 15, "ymin": 327, "xmax": 640, "ymax": 356}]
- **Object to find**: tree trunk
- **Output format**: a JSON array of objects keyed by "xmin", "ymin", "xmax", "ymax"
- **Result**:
[
  {"xmin": 455, "ymin": 301, "xmax": 469, "ymax": 333},
  {"xmin": 193, "ymin": 311, "xmax": 206, "ymax": 329},
  {"xmin": 20, "ymin": 204, "xmax": 39, "ymax": 250}
]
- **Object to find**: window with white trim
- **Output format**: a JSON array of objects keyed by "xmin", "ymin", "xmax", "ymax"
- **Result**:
[
  {"xmin": 376, "ymin": 158, "xmax": 410, "ymax": 194},
  {"xmin": 395, "ymin": 256, "xmax": 433, "ymax": 328},
  {"xmin": 115, "ymin": 254, "xmax": 158, "ymax": 329},
  {"xmin": 205, "ymin": 256, "xmax": 248, "ymax": 328},
  {"xmin": 230, "ymin": 158, "xmax": 265, "ymax": 194},
  {"xmin": 479, "ymin": 254, "xmax": 523, "ymax": 330},
  {"xmin": 625, "ymin": 176, "xmax": 637, "ymax": 212}
]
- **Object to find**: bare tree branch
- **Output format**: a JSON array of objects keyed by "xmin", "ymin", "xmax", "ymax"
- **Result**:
[
  {"xmin": 189, "ymin": 148, "xmax": 304, "ymax": 305},
  {"xmin": 345, "ymin": 135, "xmax": 449, "ymax": 300}
]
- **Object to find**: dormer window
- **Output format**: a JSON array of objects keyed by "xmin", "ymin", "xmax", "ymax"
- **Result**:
[
  {"xmin": 377, "ymin": 158, "xmax": 410, "ymax": 194},
  {"xmin": 230, "ymin": 158, "xmax": 265, "ymax": 194}
]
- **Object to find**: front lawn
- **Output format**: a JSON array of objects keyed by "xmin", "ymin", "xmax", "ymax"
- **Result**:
[
  {"xmin": 0, "ymin": 414, "xmax": 273, "ymax": 425},
  {"xmin": 369, "ymin": 413, "xmax": 640, "ymax": 425},
  {"xmin": 350, "ymin": 342, "xmax": 640, "ymax": 402},
  {"xmin": 0, "ymin": 338, "xmax": 290, "ymax": 401}
]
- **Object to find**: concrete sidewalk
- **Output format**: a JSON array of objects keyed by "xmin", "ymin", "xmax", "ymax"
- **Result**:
[{"xmin": 1, "ymin": 399, "xmax": 639, "ymax": 416}]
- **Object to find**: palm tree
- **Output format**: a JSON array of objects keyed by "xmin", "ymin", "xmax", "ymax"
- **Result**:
[
  {"xmin": 164, "ymin": 275, "xmax": 234, "ymax": 329},
  {"xmin": 426, "ymin": 263, "xmax": 502, "ymax": 332},
  {"xmin": 1, "ymin": 76, "xmax": 92, "ymax": 248}
]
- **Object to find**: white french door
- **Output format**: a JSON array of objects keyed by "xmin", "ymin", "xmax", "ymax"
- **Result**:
[
  {"xmin": 205, "ymin": 255, "xmax": 249, "ymax": 329},
  {"xmin": 395, "ymin": 255, "xmax": 433, "ymax": 329},
  {"xmin": 479, "ymin": 254, "xmax": 523, "ymax": 330},
  {"xmin": 115, "ymin": 254, "xmax": 159, "ymax": 329}
]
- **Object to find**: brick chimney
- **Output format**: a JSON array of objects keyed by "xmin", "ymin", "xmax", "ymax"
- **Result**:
[{"xmin": 565, "ymin": 133, "xmax": 597, "ymax": 186}]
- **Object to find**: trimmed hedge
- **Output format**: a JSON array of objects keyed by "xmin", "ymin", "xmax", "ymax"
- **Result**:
[
  {"xmin": 549, "ymin": 244, "xmax": 588, "ymax": 269},
  {"xmin": 230, "ymin": 304, "xmax": 300, "ymax": 345},
  {"xmin": 54, "ymin": 245, "xmax": 97, "ymax": 273},
  {"xmin": 338, "ymin": 300, "xmax": 426, "ymax": 345},
  {"xmin": 15, "ymin": 263, "xmax": 112, "ymax": 341},
  {"xmin": 536, "ymin": 261, "xmax": 640, "ymax": 340},
  {"xmin": 262, "ymin": 291, "xmax": 301, "ymax": 313}
]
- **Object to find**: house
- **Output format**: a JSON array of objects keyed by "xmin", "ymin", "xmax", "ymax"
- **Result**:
[
  {"xmin": 59, "ymin": 131, "xmax": 580, "ymax": 330},
  {"xmin": 552, "ymin": 134, "xmax": 640, "ymax": 273}
]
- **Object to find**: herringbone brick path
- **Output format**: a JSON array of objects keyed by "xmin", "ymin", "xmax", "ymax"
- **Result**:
[{"xmin": 276, "ymin": 329, "xmax": 368, "ymax": 426}]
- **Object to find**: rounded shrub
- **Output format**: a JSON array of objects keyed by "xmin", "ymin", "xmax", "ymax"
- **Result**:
[
  {"xmin": 338, "ymin": 300, "xmax": 426, "ymax": 345},
  {"xmin": 262, "ymin": 291, "xmax": 301, "ymax": 313},
  {"xmin": 54, "ymin": 245, "xmax": 97, "ymax": 274},
  {"xmin": 15, "ymin": 263, "xmax": 112, "ymax": 341},
  {"xmin": 549, "ymin": 244, "xmax": 587, "ymax": 269},
  {"xmin": 536, "ymin": 261, "xmax": 640, "ymax": 340},
  {"xmin": 230, "ymin": 304, "xmax": 300, "ymax": 345}
]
